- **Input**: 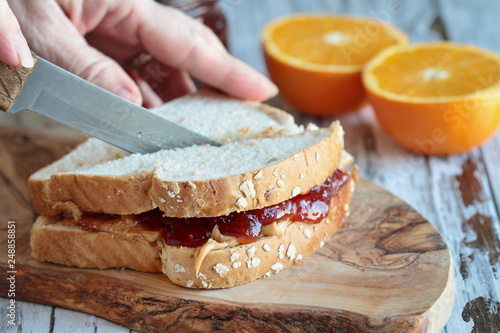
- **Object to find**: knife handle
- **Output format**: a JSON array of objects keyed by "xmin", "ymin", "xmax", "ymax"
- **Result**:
[{"xmin": 0, "ymin": 56, "xmax": 37, "ymax": 112}]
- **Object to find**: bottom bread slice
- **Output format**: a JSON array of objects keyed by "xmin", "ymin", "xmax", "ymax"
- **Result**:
[
  {"xmin": 30, "ymin": 173, "xmax": 355, "ymax": 289},
  {"xmin": 30, "ymin": 217, "xmax": 162, "ymax": 272}
]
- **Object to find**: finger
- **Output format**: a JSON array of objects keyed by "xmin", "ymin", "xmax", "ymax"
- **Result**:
[
  {"xmin": 137, "ymin": 80, "xmax": 163, "ymax": 109},
  {"xmin": 0, "ymin": 0, "xmax": 33, "ymax": 67},
  {"xmin": 178, "ymin": 46, "xmax": 278, "ymax": 101},
  {"xmin": 137, "ymin": 78, "xmax": 164, "ymax": 108},
  {"xmin": 139, "ymin": 59, "xmax": 196, "ymax": 103},
  {"xmin": 71, "ymin": 49, "xmax": 143, "ymax": 104},
  {"xmin": 126, "ymin": 69, "xmax": 163, "ymax": 108},
  {"xmin": 10, "ymin": 0, "xmax": 142, "ymax": 104},
  {"xmin": 138, "ymin": 4, "xmax": 277, "ymax": 101},
  {"xmin": 85, "ymin": 33, "xmax": 143, "ymax": 65}
]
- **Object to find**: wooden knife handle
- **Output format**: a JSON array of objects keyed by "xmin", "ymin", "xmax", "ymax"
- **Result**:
[{"xmin": 0, "ymin": 56, "xmax": 37, "ymax": 112}]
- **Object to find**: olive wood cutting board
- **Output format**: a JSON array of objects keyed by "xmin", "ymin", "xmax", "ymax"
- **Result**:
[{"xmin": 0, "ymin": 126, "xmax": 454, "ymax": 332}]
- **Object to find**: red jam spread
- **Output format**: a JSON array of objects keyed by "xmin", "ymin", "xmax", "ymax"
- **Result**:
[{"xmin": 80, "ymin": 170, "xmax": 350, "ymax": 248}]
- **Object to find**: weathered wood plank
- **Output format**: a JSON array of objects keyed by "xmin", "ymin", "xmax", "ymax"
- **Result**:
[
  {"xmin": 482, "ymin": 135, "xmax": 500, "ymax": 222},
  {"xmin": 222, "ymin": 0, "xmax": 295, "ymax": 73},
  {"xmin": 52, "ymin": 307, "xmax": 130, "ymax": 333},
  {"xmin": 439, "ymin": 0, "xmax": 500, "ymax": 52},
  {"xmin": 0, "ymin": 299, "xmax": 53, "ymax": 332},
  {"xmin": 427, "ymin": 152, "xmax": 500, "ymax": 333}
]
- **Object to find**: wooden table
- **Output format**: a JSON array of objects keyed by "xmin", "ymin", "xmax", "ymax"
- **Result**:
[{"xmin": 1, "ymin": 0, "xmax": 499, "ymax": 332}]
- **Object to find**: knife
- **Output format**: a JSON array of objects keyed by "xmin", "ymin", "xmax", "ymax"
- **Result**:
[{"xmin": 0, "ymin": 56, "xmax": 221, "ymax": 153}]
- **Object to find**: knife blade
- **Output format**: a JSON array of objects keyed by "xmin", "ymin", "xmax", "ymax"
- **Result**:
[{"xmin": 0, "ymin": 56, "xmax": 221, "ymax": 153}]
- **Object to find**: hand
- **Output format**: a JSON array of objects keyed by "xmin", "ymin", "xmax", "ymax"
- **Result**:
[
  {"xmin": 6, "ymin": 0, "xmax": 277, "ymax": 106},
  {"xmin": 0, "ymin": 0, "xmax": 33, "ymax": 67}
]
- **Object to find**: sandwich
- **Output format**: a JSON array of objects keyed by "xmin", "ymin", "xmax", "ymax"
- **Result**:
[{"xmin": 28, "ymin": 92, "xmax": 357, "ymax": 289}]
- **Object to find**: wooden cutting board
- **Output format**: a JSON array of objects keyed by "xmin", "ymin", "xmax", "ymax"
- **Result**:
[{"xmin": 0, "ymin": 126, "xmax": 454, "ymax": 333}]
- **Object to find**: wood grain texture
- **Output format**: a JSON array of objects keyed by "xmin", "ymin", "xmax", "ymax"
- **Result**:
[
  {"xmin": 0, "ymin": 126, "xmax": 454, "ymax": 332},
  {"xmin": 0, "ymin": 60, "xmax": 36, "ymax": 112}
]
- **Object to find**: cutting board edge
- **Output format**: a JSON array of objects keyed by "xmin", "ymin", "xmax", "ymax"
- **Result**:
[
  {"xmin": 0, "ymin": 244, "xmax": 454, "ymax": 333},
  {"xmin": 424, "ymin": 250, "xmax": 455, "ymax": 333},
  {"xmin": 0, "ymin": 262, "xmax": 440, "ymax": 333}
]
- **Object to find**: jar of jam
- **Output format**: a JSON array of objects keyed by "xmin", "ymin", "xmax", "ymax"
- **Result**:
[{"xmin": 156, "ymin": 0, "xmax": 228, "ymax": 47}]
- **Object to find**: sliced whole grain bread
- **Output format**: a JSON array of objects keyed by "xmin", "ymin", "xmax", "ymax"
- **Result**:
[
  {"xmin": 28, "ymin": 92, "xmax": 344, "ymax": 218},
  {"xmin": 30, "ymin": 169, "xmax": 355, "ymax": 289}
]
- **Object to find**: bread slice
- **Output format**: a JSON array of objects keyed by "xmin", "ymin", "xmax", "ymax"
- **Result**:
[
  {"xmin": 149, "ymin": 90, "xmax": 303, "ymax": 141},
  {"xmin": 30, "ymin": 168, "xmax": 356, "ymax": 289},
  {"xmin": 29, "ymin": 122, "xmax": 344, "ymax": 218},
  {"xmin": 30, "ymin": 215, "xmax": 162, "ymax": 272},
  {"xmin": 28, "ymin": 91, "xmax": 305, "ymax": 218}
]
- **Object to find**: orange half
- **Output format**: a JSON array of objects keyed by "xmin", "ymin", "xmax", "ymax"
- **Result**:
[
  {"xmin": 262, "ymin": 15, "xmax": 408, "ymax": 116},
  {"xmin": 363, "ymin": 42, "xmax": 500, "ymax": 155}
]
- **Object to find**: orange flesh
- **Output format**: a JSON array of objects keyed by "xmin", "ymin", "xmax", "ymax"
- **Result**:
[
  {"xmin": 271, "ymin": 17, "xmax": 403, "ymax": 66},
  {"xmin": 370, "ymin": 46, "xmax": 500, "ymax": 98}
]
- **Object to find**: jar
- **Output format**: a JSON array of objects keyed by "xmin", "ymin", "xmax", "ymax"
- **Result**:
[{"xmin": 156, "ymin": 0, "xmax": 228, "ymax": 47}]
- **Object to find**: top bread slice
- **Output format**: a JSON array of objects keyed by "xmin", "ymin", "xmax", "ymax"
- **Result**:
[
  {"xmin": 149, "ymin": 91, "xmax": 303, "ymax": 141},
  {"xmin": 28, "ymin": 92, "xmax": 344, "ymax": 218}
]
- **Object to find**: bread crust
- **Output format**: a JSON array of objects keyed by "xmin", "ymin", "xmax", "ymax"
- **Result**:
[
  {"xmin": 28, "ymin": 178, "xmax": 55, "ymax": 216},
  {"xmin": 30, "ymin": 217, "xmax": 162, "ymax": 272},
  {"xmin": 29, "ymin": 122, "xmax": 344, "ymax": 218},
  {"xmin": 48, "ymin": 173, "xmax": 155, "ymax": 215},
  {"xmin": 29, "ymin": 171, "xmax": 355, "ymax": 289}
]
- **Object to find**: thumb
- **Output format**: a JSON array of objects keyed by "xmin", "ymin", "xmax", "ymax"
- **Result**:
[{"xmin": 0, "ymin": 0, "xmax": 33, "ymax": 67}]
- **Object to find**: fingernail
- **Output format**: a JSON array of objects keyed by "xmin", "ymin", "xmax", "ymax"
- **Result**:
[
  {"xmin": 269, "ymin": 82, "xmax": 279, "ymax": 98},
  {"xmin": 114, "ymin": 86, "xmax": 141, "ymax": 104},
  {"xmin": 14, "ymin": 34, "xmax": 34, "ymax": 68}
]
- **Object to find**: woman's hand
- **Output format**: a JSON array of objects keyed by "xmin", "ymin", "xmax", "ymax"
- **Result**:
[{"xmin": 6, "ymin": 0, "xmax": 277, "ymax": 106}]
